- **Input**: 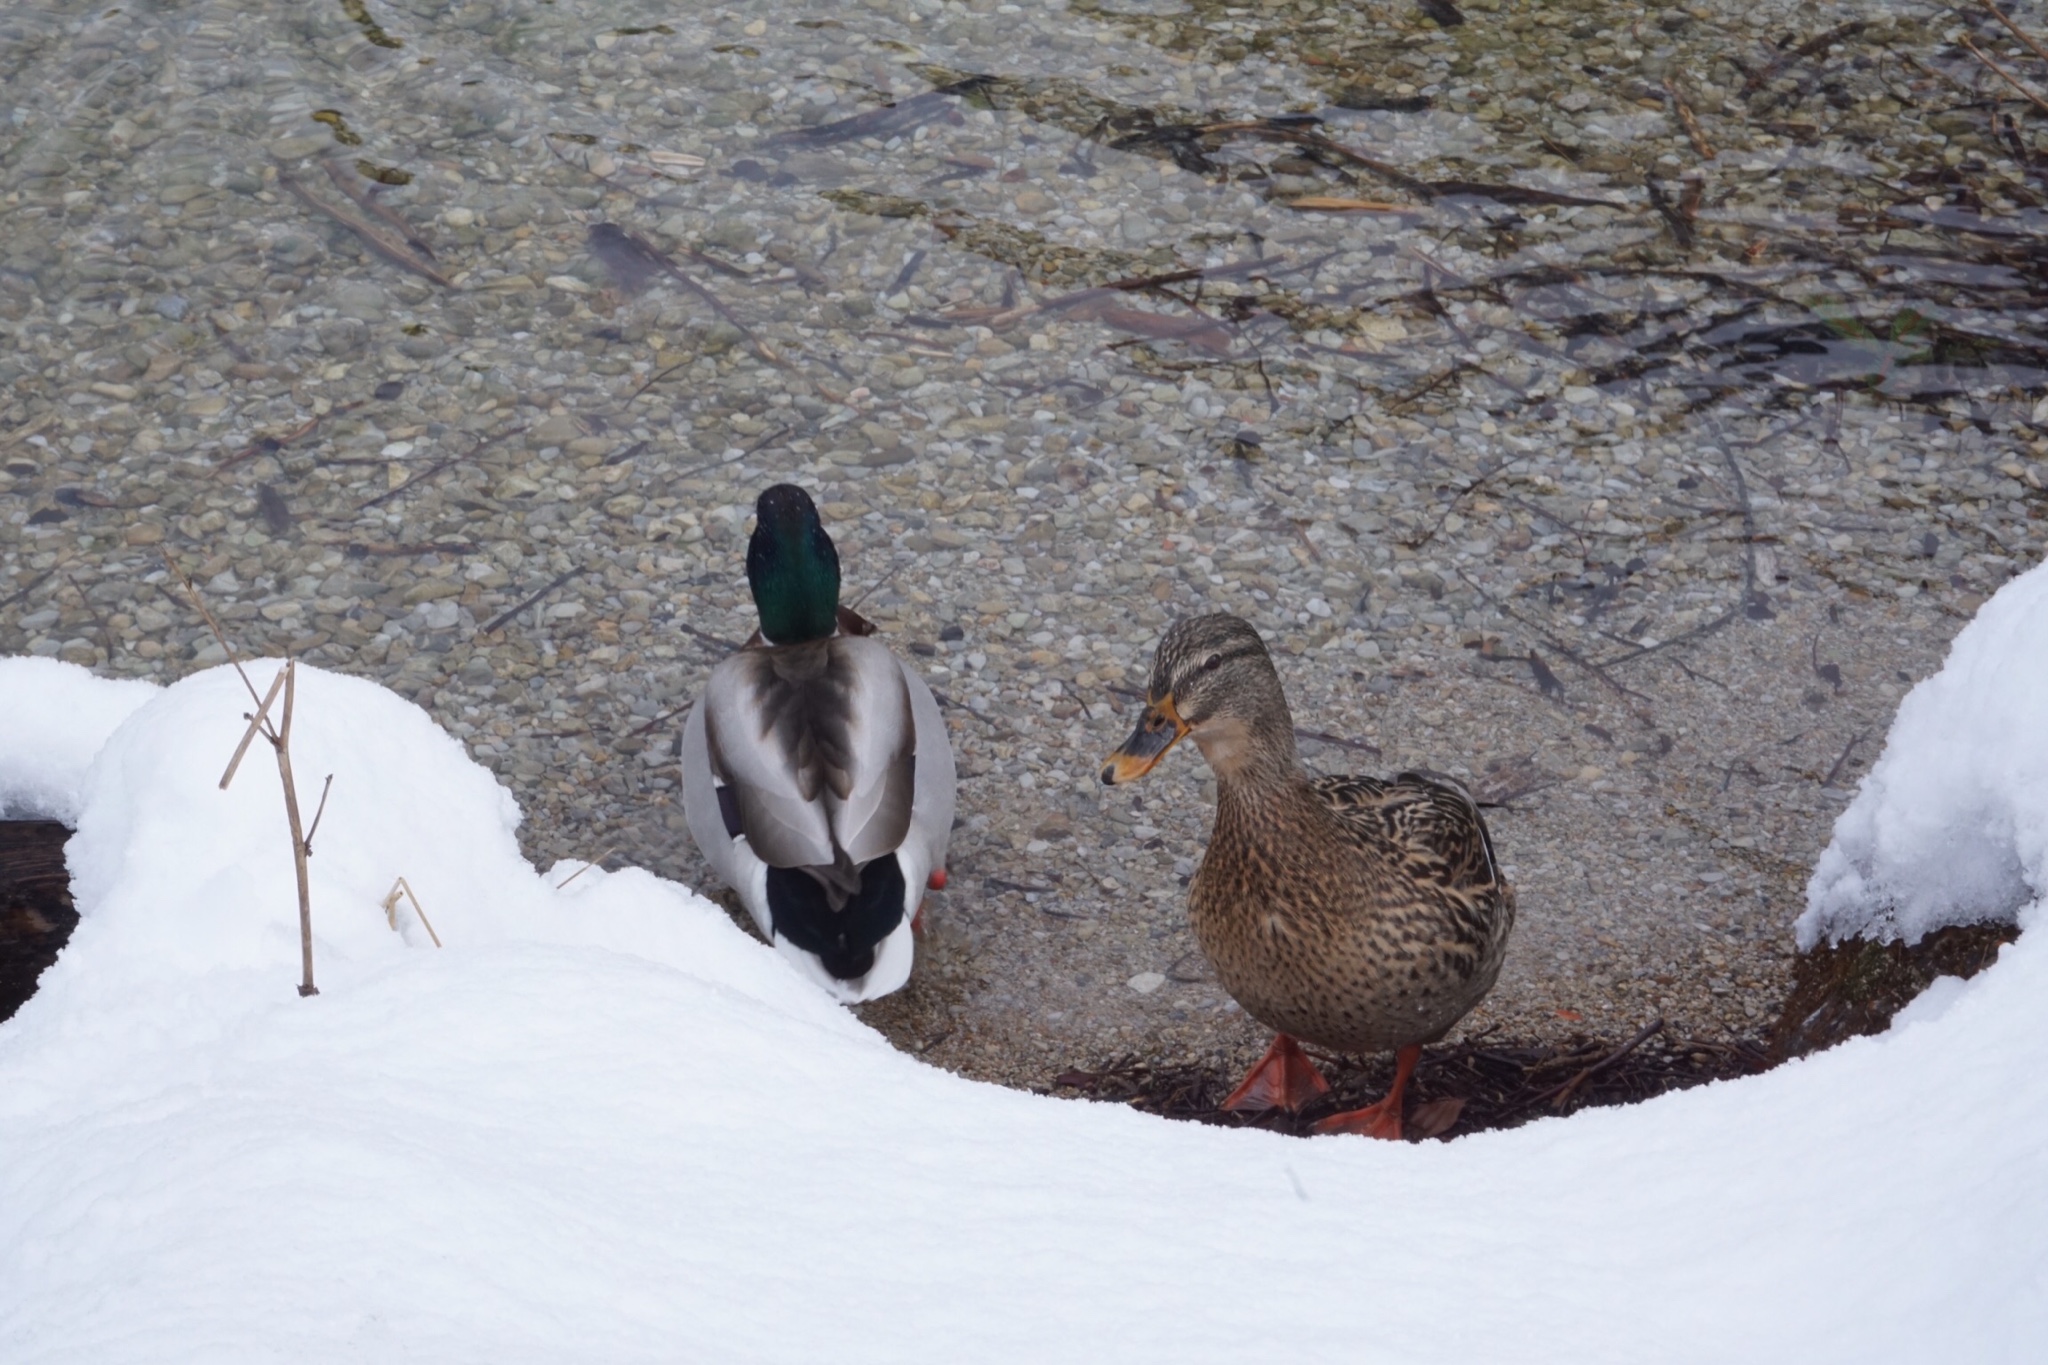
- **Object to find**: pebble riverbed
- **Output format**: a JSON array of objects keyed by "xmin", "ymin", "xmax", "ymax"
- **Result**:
[{"xmin": 4, "ymin": 0, "xmax": 2046, "ymax": 1088}]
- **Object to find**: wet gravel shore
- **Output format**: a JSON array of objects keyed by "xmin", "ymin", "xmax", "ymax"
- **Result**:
[{"xmin": 4, "ymin": 0, "xmax": 2044, "ymax": 1088}]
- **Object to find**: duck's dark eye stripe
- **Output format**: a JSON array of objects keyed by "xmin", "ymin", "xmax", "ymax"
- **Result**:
[{"xmin": 1192, "ymin": 644, "xmax": 1260, "ymax": 675}]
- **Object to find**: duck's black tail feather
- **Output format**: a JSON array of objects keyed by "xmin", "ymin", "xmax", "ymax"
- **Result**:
[{"xmin": 766, "ymin": 853, "xmax": 906, "ymax": 980}]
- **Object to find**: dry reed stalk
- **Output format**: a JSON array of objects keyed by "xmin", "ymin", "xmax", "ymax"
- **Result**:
[
  {"xmin": 380, "ymin": 876, "xmax": 443, "ymax": 948},
  {"xmin": 554, "ymin": 848, "xmax": 615, "ymax": 889},
  {"xmin": 274, "ymin": 661, "xmax": 319, "ymax": 997},
  {"xmin": 218, "ymin": 665, "xmax": 287, "ymax": 790},
  {"xmin": 168, "ymin": 554, "xmax": 330, "ymax": 998}
]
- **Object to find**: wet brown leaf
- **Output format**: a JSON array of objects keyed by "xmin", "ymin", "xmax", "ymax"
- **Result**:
[
  {"xmin": 1408, "ymin": 1096, "xmax": 1466, "ymax": 1139},
  {"xmin": 1086, "ymin": 303, "xmax": 1232, "ymax": 355}
]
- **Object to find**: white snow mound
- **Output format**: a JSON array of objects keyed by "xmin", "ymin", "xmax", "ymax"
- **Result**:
[
  {"xmin": 1, "ymin": 661, "xmax": 855, "ymax": 1118},
  {"xmin": 1802, "ymin": 557, "xmax": 2048, "ymax": 947},
  {"xmin": 0, "ymin": 657, "xmax": 155, "ymax": 822},
  {"xmin": 2, "ymin": 656, "xmax": 2046, "ymax": 1361}
]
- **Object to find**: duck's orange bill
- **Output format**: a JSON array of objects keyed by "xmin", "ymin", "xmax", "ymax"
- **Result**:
[{"xmin": 1100, "ymin": 693, "xmax": 1189, "ymax": 785}]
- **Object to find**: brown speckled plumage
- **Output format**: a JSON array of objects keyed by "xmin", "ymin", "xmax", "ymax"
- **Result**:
[{"xmin": 1109, "ymin": 614, "xmax": 1515, "ymax": 1057}]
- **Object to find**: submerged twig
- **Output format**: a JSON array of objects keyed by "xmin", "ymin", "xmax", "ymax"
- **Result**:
[
  {"xmin": 935, "ymin": 260, "xmax": 1279, "ymax": 353},
  {"xmin": 277, "ymin": 165, "xmax": 454, "ymax": 289},
  {"xmin": 1741, "ymin": 21, "xmax": 1868, "ymax": 95},
  {"xmin": 1295, "ymin": 727, "xmax": 1382, "ymax": 757},
  {"xmin": 321, "ymin": 159, "xmax": 436, "ymax": 261},
  {"xmin": 0, "ymin": 568, "xmax": 56, "ymax": 614},
  {"xmin": 1718, "ymin": 444, "xmax": 1774, "ymax": 620},
  {"xmin": 355, "ymin": 423, "xmax": 528, "ymax": 512},
  {"xmin": 1456, "ymin": 568, "xmax": 1653, "ymax": 706},
  {"xmin": 1821, "ymin": 728, "xmax": 1871, "ymax": 789},
  {"xmin": 627, "ymin": 701, "xmax": 694, "ymax": 739},
  {"xmin": 164, "ymin": 554, "xmax": 264, "ymax": 707},
  {"xmin": 1984, "ymin": 1, "xmax": 2048, "ymax": 67},
  {"xmin": 1663, "ymin": 78, "xmax": 1717, "ymax": 160},
  {"xmin": 218, "ymin": 400, "xmax": 365, "ymax": 473},
  {"xmin": 481, "ymin": 567, "xmax": 580, "ymax": 635},
  {"xmin": 846, "ymin": 557, "xmax": 913, "ymax": 612},
  {"xmin": 1406, "ymin": 452, "xmax": 1530, "ymax": 550},
  {"xmin": 767, "ymin": 81, "xmax": 985, "ymax": 146},
  {"xmin": 1960, "ymin": 33, "xmax": 2048, "ymax": 116},
  {"xmin": 1596, "ymin": 605, "xmax": 1741, "ymax": 670},
  {"xmin": 586, "ymin": 223, "xmax": 780, "ymax": 364}
]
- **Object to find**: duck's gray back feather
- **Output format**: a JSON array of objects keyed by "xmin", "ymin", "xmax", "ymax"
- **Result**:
[{"xmin": 701, "ymin": 635, "xmax": 915, "ymax": 899}]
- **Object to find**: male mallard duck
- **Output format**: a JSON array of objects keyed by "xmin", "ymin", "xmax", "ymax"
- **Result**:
[
  {"xmin": 682, "ymin": 485, "xmax": 956, "ymax": 1002},
  {"xmin": 1101, "ymin": 613, "xmax": 1514, "ymax": 1139}
]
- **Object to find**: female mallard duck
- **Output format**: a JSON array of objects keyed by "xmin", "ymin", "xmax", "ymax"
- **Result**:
[
  {"xmin": 1101, "ymin": 613, "xmax": 1514, "ymax": 1139},
  {"xmin": 681, "ymin": 485, "xmax": 955, "ymax": 1003}
]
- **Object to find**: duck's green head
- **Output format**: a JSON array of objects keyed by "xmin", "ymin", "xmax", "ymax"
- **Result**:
[{"xmin": 746, "ymin": 484, "xmax": 841, "ymax": 644}]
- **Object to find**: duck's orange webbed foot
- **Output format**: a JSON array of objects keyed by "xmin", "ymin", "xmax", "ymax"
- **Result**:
[
  {"xmin": 1220, "ymin": 1034, "xmax": 1331, "ymax": 1114},
  {"xmin": 1311, "ymin": 1043, "xmax": 1422, "ymax": 1141}
]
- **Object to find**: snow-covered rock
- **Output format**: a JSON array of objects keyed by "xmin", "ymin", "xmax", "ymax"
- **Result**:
[{"xmin": 1802, "ymin": 559, "xmax": 2048, "ymax": 948}]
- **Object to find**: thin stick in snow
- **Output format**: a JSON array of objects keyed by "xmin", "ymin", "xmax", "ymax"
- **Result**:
[
  {"xmin": 219, "ymin": 666, "xmax": 288, "ymax": 790},
  {"xmin": 555, "ymin": 848, "xmax": 615, "ymax": 889},
  {"xmin": 303, "ymin": 774, "xmax": 335, "ymax": 852},
  {"xmin": 381, "ymin": 876, "xmax": 444, "ymax": 948},
  {"xmin": 175, "ymin": 556, "xmax": 326, "ymax": 1000},
  {"xmin": 275, "ymin": 661, "xmax": 319, "ymax": 998}
]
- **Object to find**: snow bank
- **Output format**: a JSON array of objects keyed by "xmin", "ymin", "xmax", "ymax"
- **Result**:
[
  {"xmin": 2, "ymin": 662, "xmax": 851, "ymax": 1107},
  {"xmin": 1802, "ymin": 558, "xmax": 2048, "ymax": 947},
  {"xmin": 0, "ymin": 658, "xmax": 155, "ymax": 822},
  {"xmin": 3, "ymin": 658, "xmax": 2046, "ymax": 1362}
]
